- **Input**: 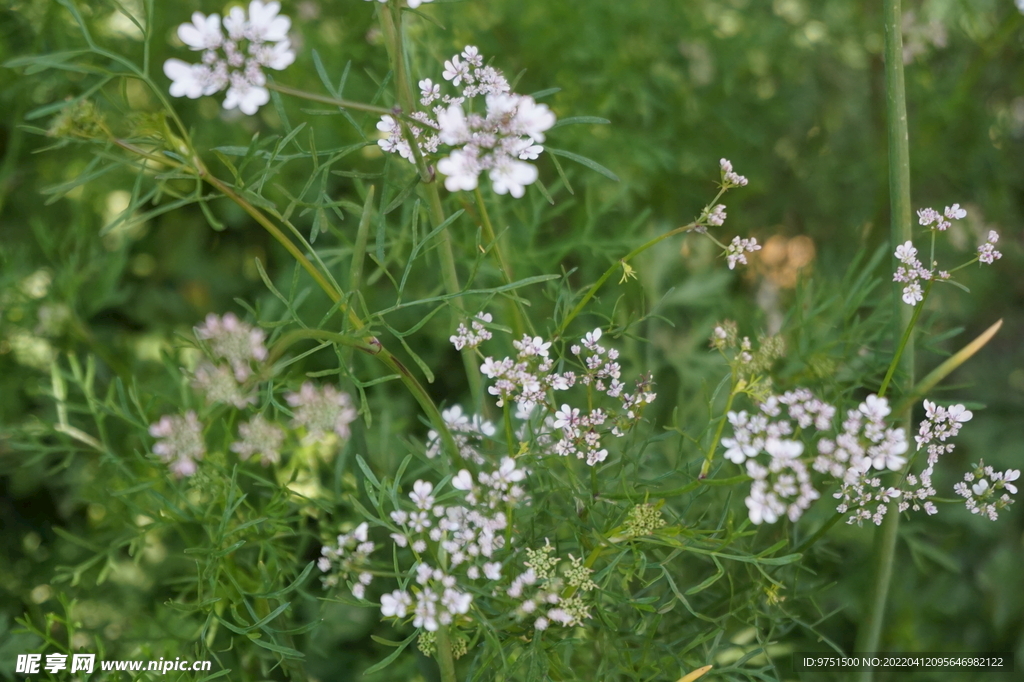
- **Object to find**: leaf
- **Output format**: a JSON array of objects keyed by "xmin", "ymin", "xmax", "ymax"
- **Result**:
[
  {"xmin": 546, "ymin": 147, "xmax": 620, "ymax": 182},
  {"xmin": 249, "ymin": 637, "xmax": 305, "ymax": 659},
  {"xmin": 551, "ymin": 116, "xmax": 611, "ymax": 129},
  {"xmin": 362, "ymin": 631, "xmax": 418, "ymax": 674}
]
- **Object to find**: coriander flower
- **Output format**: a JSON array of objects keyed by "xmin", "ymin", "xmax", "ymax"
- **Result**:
[
  {"xmin": 163, "ymin": 1, "xmax": 295, "ymax": 115},
  {"xmin": 725, "ymin": 235, "xmax": 761, "ymax": 269},
  {"xmin": 977, "ymin": 230, "xmax": 1002, "ymax": 265},
  {"xmin": 954, "ymin": 460, "xmax": 1018, "ymax": 520},
  {"xmin": 285, "ymin": 382, "xmax": 358, "ymax": 441},
  {"xmin": 149, "ymin": 411, "xmax": 206, "ymax": 477},
  {"xmin": 720, "ymin": 158, "xmax": 748, "ymax": 187},
  {"xmin": 194, "ymin": 312, "xmax": 267, "ymax": 381},
  {"xmin": 231, "ymin": 414, "xmax": 286, "ymax": 465},
  {"xmin": 376, "ymin": 46, "xmax": 555, "ymax": 199}
]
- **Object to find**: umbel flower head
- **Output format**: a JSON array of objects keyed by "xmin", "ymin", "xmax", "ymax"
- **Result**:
[
  {"xmin": 376, "ymin": 46, "xmax": 556, "ymax": 199},
  {"xmin": 163, "ymin": 1, "xmax": 295, "ymax": 115}
]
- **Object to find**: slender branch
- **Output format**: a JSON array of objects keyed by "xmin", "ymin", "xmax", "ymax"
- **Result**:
[
  {"xmin": 855, "ymin": 0, "xmax": 913, "ymax": 672},
  {"xmin": 474, "ymin": 187, "xmax": 528, "ymax": 336},
  {"xmin": 556, "ymin": 222, "xmax": 697, "ymax": 338},
  {"xmin": 267, "ymin": 82, "xmax": 395, "ymax": 116},
  {"xmin": 877, "ymin": 280, "xmax": 932, "ymax": 397}
]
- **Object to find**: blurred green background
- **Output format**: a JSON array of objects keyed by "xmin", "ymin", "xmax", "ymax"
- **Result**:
[{"xmin": 1, "ymin": 0, "xmax": 1022, "ymax": 680}]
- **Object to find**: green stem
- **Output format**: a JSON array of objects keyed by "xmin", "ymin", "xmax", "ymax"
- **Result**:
[
  {"xmin": 556, "ymin": 222, "xmax": 696, "ymax": 338},
  {"xmin": 474, "ymin": 187, "xmax": 528, "ymax": 337},
  {"xmin": 855, "ymin": 0, "xmax": 913, "ymax": 672},
  {"xmin": 435, "ymin": 626, "xmax": 458, "ymax": 682},
  {"xmin": 267, "ymin": 82, "xmax": 395, "ymax": 116},
  {"xmin": 378, "ymin": 1, "xmax": 485, "ymax": 413},
  {"xmin": 877, "ymin": 280, "xmax": 931, "ymax": 398}
]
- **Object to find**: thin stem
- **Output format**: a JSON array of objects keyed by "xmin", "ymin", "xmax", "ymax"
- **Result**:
[
  {"xmin": 877, "ymin": 280, "xmax": 931, "ymax": 397},
  {"xmin": 474, "ymin": 187, "xmax": 528, "ymax": 337},
  {"xmin": 855, "ymin": 0, "xmax": 913, "ymax": 672},
  {"xmin": 556, "ymin": 222, "xmax": 696, "ymax": 338},
  {"xmin": 267, "ymin": 82, "xmax": 395, "ymax": 116}
]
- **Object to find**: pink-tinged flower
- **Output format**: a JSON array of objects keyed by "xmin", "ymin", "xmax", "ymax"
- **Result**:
[
  {"xmin": 285, "ymin": 382, "xmax": 358, "ymax": 441},
  {"xmin": 149, "ymin": 411, "xmax": 206, "ymax": 477}
]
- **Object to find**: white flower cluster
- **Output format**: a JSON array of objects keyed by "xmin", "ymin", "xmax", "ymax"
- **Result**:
[
  {"xmin": 725, "ymin": 236, "xmax": 762, "ymax": 270},
  {"xmin": 367, "ymin": 458, "xmax": 530, "ymax": 631},
  {"xmin": 721, "ymin": 391, "xmax": 922, "ymax": 526},
  {"xmin": 722, "ymin": 390, "xmax": 834, "ymax": 524},
  {"xmin": 954, "ymin": 460, "xmax": 1019, "ymax": 521},
  {"xmin": 149, "ymin": 411, "xmax": 206, "ymax": 478},
  {"xmin": 480, "ymin": 334, "xmax": 573, "ymax": 411},
  {"xmin": 450, "ymin": 312, "xmax": 493, "ymax": 351},
  {"xmin": 719, "ymin": 158, "xmax": 749, "ymax": 187},
  {"xmin": 892, "ymin": 240, "xmax": 934, "ymax": 305},
  {"xmin": 894, "ymin": 205, "xmax": 1002, "ymax": 306},
  {"xmin": 163, "ymin": 1, "xmax": 295, "ymax": 115},
  {"xmin": 285, "ymin": 382, "xmax": 358, "ymax": 442},
  {"xmin": 504, "ymin": 541, "xmax": 596, "ymax": 631},
  {"xmin": 376, "ymin": 46, "xmax": 556, "ymax": 198},
  {"xmin": 425, "ymin": 405, "xmax": 497, "ymax": 464},
  {"xmin": 894, "ymin": 400, "xmax": 974, "ymax": 516},
  {"xmin": 476, "ymin": 327, "xmax": 655, "ymax": 466},
  {"xmin": 916, "ymin": 204, "xmax": 966, "ymax": 232},
  {"xmin": 318, "ymin": 522, "xmax": 376, "ymax": 596},
  {"xmin": 977, "ymin": 230, "xmax": 1002, "ymax": 265},
  {"xmin": 191, "ymin": 313, "xmax": 268, "ymax": 406}
]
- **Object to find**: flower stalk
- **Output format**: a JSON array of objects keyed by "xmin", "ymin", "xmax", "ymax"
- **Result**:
[{"xmin": 854, "ymin": 0, "xmax": 913, "ymax": 672}]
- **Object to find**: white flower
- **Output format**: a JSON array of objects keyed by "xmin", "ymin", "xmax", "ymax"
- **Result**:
[
  {"xmin": 859, "ymin": 395, "xmax": 891, "ymax": 421},
  {"xmin": 483, "ymin": 562, "xmax": 502, "ymax": 580},
  {"xmin": 894, "ymin": 240, "xmax": 917, "ymax": 265},
  {"xmin": 380, "ymin": 590, "xmax": 412, "ymax": 618},
  {"xmin": 1003, "ymin": 470, "xmax": 1020, "ymax": 495},
  {"xmin": 944, "ymin": 203, "xmax": 967, "ymax": 220},
  {"xmin": 437, "ymin": 150, "xmax": 480, "ymax": 192},
  {"xmin": 452, "ymin": 469, "xmax": 474, "ymax": 491},
  {"xmin": 902, "ymin": 281, "xmax": 923, "ymax": 306},
  {"xmin": 163, "ymin": 59, "xmax": 211, "ymax": 99},
  {"xmin": 163, "ymin": 3, "xmax": 294, "ymax": 115},
  {"xmin": 725, "ymin": 236, "xmax": 761, "ymax": 270},
  {"xmin": 972, "ymin": 479, "xmax": 989, "ymax": 496},
  {"xmin": 410, "ymin": 480, "xmax": 435, "ymax": 510},
  {"xmin": 247, "ymin": 1, "xmax": 291, "ymax": 42},
  {"xmin": 178, "ymin": 12, "xmax": 224, "ymax": 50},
  {"xmin": 223, "ymin": 79, "xmax": 270, "ymax": 116},
  {"xmin": 490, "ymin": 158, "xmax": 539, "ymax": 198},
  {"xmin": 437, "ymin": 103, "xmax": 470, "ymax": 145}
]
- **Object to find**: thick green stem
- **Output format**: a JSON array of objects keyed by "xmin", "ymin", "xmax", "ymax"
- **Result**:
[
  {"xmin": 435, "ymin": 626, "xmax": 458, "ymax": 682},
  {"xmin": 855, "ymin": 0, "xmax": 913, "ymax": 672},
  {"xmin": 378, "ymin": 1, "xmax": 485, "ymax": 413}
]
